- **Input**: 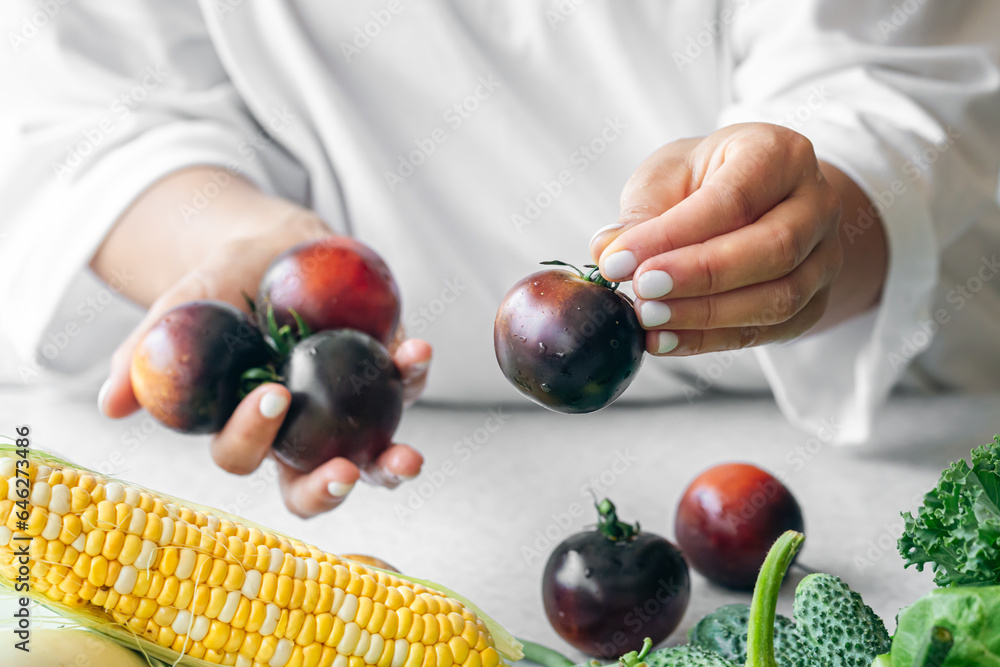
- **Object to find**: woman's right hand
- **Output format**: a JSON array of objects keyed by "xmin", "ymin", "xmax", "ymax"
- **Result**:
[{"xmin": 92, "ymin": 169, "xmax": 429, "ymax": 517}]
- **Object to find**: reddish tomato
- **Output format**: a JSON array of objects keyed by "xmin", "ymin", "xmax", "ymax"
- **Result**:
[
  {"xmin": 257, "ymin": 237, "xmax": 401, "ymax": 345},
  {"xmin": 131, "ymin": 301, "xmax": 270, "ymax": 434},
  {"xmin": 675, "ymin": 463, "xmax": 804, "ymax": 590}
]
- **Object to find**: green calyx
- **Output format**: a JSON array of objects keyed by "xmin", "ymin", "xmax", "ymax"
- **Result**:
[
  {"xmin": 619, "ymin": 638, "xmax": 654, "ymax": 667},
  {"xmin": 595, "ymin": 498, "xmax": 640, "ymax": 542},
  {"xmin": 239, "ymin": 302, "xmax": 313, "ymax": 398},
  {"xmin": 541, "ymin": 260, "xmax": 619, "ymax": 291}
]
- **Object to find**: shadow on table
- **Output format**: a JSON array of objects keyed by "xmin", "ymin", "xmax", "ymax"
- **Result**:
[{"xmin": 854, "ymin": 391, "xmax": 1000, "ymax": 469}]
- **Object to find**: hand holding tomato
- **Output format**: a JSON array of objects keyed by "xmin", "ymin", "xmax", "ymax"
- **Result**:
[
  {"xmin": 98, "ymin": 212, "xmax": 430, "ymax": 518},
  {"xmin": 590, "ymin": 123, "xmax": 846, "ymax": 356}
]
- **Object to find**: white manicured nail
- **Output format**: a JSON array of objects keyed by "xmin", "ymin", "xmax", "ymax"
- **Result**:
[
  {"xmin": 654, "ymin": 332, "xmax": 679, "ymax": 354},
  {"xmin": 589, "ymin": 223, "xmax": 623, "ymax": 246},
  {"xmin": 97, "ymin": 379, "xmax": 111, "ymax": 416},
  {"xmin": 407, "ymin": 361, "xmax": 430, "ymax": 375},
  {"xmin": 259, "ymin": 392, "xmax": 289, "ymax": 419},
  {"xmin": 327, "ymin": 481, "xmax": 355, "ymax": 498},
  {"xmin": 639, "ymin": 301, "xmax": 672, "ymax": 328},
  {"xmin": 602, "ymin": 251, "xmax": 637, "ymax": 281},
  {"xmin": 635, "ymin": 270, "xmax": 674, "ymax": 299},
  {"xmin": 396, "ymin": 473, "xmax": 418, "ymax": 482}
]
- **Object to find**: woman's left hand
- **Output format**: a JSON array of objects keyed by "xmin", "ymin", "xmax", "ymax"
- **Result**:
[{"xmin": 590, "ymin": 123, "xmax": 845, "ymax": 356}]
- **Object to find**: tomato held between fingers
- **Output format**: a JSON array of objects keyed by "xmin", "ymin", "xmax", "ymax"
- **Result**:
[
  {"xmin": 131, "ymin": 301, "xmax": 271, "ymax": 434},
  {"xmin": 257, "ymin": 237, "xmax": 401, "ymax": 346},
  {"xmin": 542, "ymin": 499, "xmax": 690, "ymax": 657},
  {"xmin": 494, "ymin": 262, "xmax": 645, "ymax": 414},
  {"xmin": 272, "ymin": 329, "xmax": 404, "ymax": 473}
]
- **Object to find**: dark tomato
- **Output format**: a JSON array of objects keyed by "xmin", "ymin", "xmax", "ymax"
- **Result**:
[
  {"xmin": 257, "ymin": 237, "xmax": 401, "ymax": 345},
  {"xmin": 675, "ymin": 463, "xmax": 805, "ymax": 590},
  {"xmin": 131, "ymin": 301, "xmax": 270, "ymax": 434},
  {"xmin": 494, "ymin": 269, "xmax": 644, "ymax": 413},
  {"xmin": 542, "ymin": 500, "xmax": 690, "ymax": 657},
  {"xmin": 272, "ymin": 330, "xmax": 403, "ymax": 472}
]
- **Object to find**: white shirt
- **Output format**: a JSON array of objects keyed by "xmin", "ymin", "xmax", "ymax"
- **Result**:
[{"xmin": 1, "ymin": 0, "xmax": 998, "ymax": 444}]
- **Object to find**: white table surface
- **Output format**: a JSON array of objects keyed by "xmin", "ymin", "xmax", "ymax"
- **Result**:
[{"xmin": 4, "ymin": 384, "xmax": 1000, "ymax": 662}]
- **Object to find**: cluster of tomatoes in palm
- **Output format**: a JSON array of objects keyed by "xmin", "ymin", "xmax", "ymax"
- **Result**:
[
  {"xmin": 542, "ymin": 464, "xmax": 804, "ymax": 658},
  {"xmin": 131, "ymin": 237, "xmax": 404, "ymax": 472}
]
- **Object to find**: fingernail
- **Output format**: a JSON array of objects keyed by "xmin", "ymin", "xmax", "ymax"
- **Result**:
[
  {"xmin": 259, "ymin": 392, "xmax": 289, "ymax": 419},
  {"xmin": 654, "ymin": 331, "xmax": 679, "ymax": 354},
  {"xmin": 602, "ymin": 251, "xmax": 637, "ymax": 281},
  {"xmin": 396, "ymin": 473, "xmax": 418, "ymax": 482},
  {"xmin": 589, "ymin": 222, "xmax": 623, "ymax": 246},
  {"xmin": 408, "ymin": 361, "xmax": 430, "ymax": 375},
  {"xmin": 327, "ymin": 481, "xmax": 355, "ymax": 498},
  {"xmin": 635, "ymin": 270, "xmax": 674, "ymax": 299},
  {"xmin": 97, "ymin": 379, "xmax": 111, "ymax": 416},
  {"xmin": 639, "ymin": 301, "xmax": 672, "ymax": 328}
]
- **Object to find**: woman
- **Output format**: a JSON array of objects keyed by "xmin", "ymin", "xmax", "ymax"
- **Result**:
[{"xmin": 1, "ymin": 1, "xmax": 998, "ymax": 516}]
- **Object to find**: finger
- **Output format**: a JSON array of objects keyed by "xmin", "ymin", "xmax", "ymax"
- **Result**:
[
  {"xmin": 360, "ymin": 444, "xmax": 424, "ymax": 489},
  {"xmin": 392, "ymin": 338, "xmax": 433, "ymax": 406},
  {"xmin": 600, "ymin": 130, "xmax": 820, "ymax": 281},
  {"xmin": 590, "ymin": 139, "xmax": 700, "ymax": 262},
  {"xmin": 278, "ymin": 457, "xmax": 362, "ymax": 518},
  {"xmin": 646, "ymin": 286, "xmax": 832, "ymax": 356},
  {"xmin": 632, "ymin": 182, "xmax": 838, "ymax": 301},
  {"xmin": 100, "ymin": 272, "xmax": 224, "ymax": 419},
  {"xmin": 634, "ymin": 234, "xmax": 840, "ymax": 330},
  {"xmin": 210, "ymin": 384, "xmax": 291, "ymax": 475}
]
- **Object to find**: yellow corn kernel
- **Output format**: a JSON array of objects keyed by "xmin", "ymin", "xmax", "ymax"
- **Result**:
[
  {"xmin": 120, "ymin": 533, "xmax": 144, "ymax": 567},
  {"xmin": 101, "ymin": 529, "xmax": 125, "ymax": 561},
  {"xmin": 224, "ymin": 626, "xmax": 246, "ymax": 654},
  {"xmin": 87, "ymin": 555, "xmax": 109, "ymax": 588},
  {"xmin": 191, "ymin": 583, "xmax": 212, "ymax": 615},
  {"xmin": 241, "ymin": 631, "xmax": 263, "ymax": 658},
  {"xmin": 356, "ymin": 597, "xmax": 374, "ymax": 628},
  {"xmin": 422, "ymin": 614, "xmax": 440, "ymax": 645},
  {"xmin": 232, "ymin": 596, "xmax": 253, "ymax": 630},
  {"xmin": 275, "ymin": 575, "xmax": 294, "ymax": 608},
  {"xmin": 175, "ymin": 579, "xmax": 196, "ymax": 610},
  {"xmin": 246, "ymin": 600, "xmax": 268, "ymax": 634},
  {"xmin": 287, "ymin": 609, "xmax": 307, "ymax": 643},
  {"xmin": 135, "ymin": 597, "xmax": 159, "ymax": 619},
  {"xmin": 207, "ymin": 558, "xmax": 229, "ymax": 587},
  {"xmin": 301, "ymin": 580, "xmax": 321, "ymax": 614},
  {"xmin": 404, "ymin": 643, "xmax": 425, "ymax": 667},
  {"xmin": 204, "ymin": 619, "xmax": 231, "ymax": 651}
]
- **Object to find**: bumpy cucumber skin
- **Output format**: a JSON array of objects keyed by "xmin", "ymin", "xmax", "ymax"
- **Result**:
[
  {"xmin": 642, "ymin": 646, "xmax": 736, "ymax": 667},
  {"xmin": 688, "ymin": 604, "xmax": 821, "ymax": 667},
  {"xmin": 792, "ymin": 574, "xmax": 891, "ymax": 667},
  {"xmin": 687, "ymin": 574, "xmax": 888, "ymax": 667}
]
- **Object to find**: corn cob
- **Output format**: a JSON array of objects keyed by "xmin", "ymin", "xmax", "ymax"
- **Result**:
[{"xmin": 0, "ymin": 446, "xmax": 521, "ymax": 667}]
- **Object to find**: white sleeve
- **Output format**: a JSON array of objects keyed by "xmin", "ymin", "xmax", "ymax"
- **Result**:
[
  {"xmin": 0, "ymin": 1, "xmax": 307, "ymax": 371},
  {"xmin": 717, "ymin": 0, "xmax": 1000, "ymax": 443}
]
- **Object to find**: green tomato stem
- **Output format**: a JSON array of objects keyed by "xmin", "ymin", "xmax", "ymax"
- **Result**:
[
  {"xmin": 539, "ymin": 260, "xmax": 619, "ymax": 291},
  {"xmin": 745, "ymin": 531, "xmax": 805, "ymax": 667},
  {"xmin": 595, "ymin": 498, "xmax": 640, "ymax": 542}
]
